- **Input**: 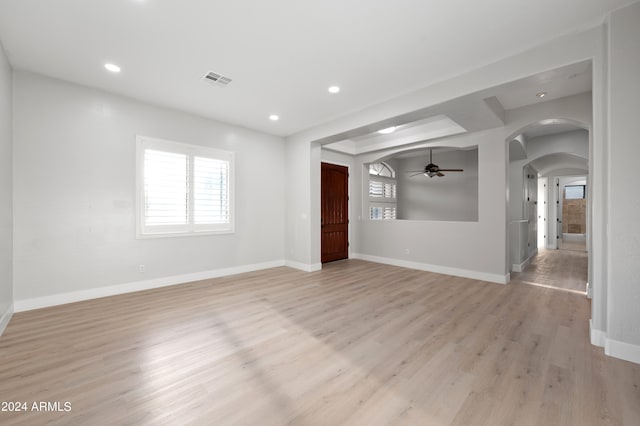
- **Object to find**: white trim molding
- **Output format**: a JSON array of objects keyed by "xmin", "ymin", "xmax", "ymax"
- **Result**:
[
  {"xmin": 351, "ymin": 253, "xmax": 509, "ymax": 284},
  {"xmin": 14, "ymin": 260, "xmax": 285, "ymax": 312},
  {"xmin": 590, "ymin": 319, "xmax": 606, "ymax": 347},
  {"xmin": 605, "ymin": 339, "xmax": 640, "ymax": 365},
  {"xmin": 590, "ymin": 319, "xmax": 640, "ymax": 365},
  {"xmin": 512, "ymin": 249, "xmax": 538, "ymax": 273},
  {"xmin": 285, "ymin": 260, "xmax": 322, "ymax": 272},
  {"xmin": 0, "ymin": 303, "xmax": 14, "ymax": 336}
]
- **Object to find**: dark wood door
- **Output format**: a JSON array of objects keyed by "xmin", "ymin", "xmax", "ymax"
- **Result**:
[{"xmin": 321, "ymin": 162, "xmax": 349, "ymax": 263}]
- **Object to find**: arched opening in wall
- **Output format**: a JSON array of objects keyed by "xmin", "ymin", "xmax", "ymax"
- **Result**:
[{"xmin": 507, "ymin": 119, "xmax": 590, "ymax": 294}]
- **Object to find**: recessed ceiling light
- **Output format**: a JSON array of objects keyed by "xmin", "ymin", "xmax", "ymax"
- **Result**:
[
  {"xmin": 377, "ymin": 126, "xmax": 396, "ymax": 134},
  {"xmin": 104, "ymin": 63, "xmax": 121, "ymax": 73},
  {"xmin": 536, "ymin": 92, "xmax": 547, "ymax": 98},
  {"xmin": 328, "ymin": 86, "xmax": 340, "ymax": 94},
  {"xmin": 269, "ymin": 114, "xmax": 279, "ymax": 121}
]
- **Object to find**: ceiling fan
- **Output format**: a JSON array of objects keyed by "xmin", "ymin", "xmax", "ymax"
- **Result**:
[{"xmin": 408, "ymin": 149, "xmax": 464, "ymax": 178}]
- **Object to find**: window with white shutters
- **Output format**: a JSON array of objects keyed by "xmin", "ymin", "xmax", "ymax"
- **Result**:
[
  {"xmin": 367, "ymin": 162, "xmax": 397, "ymax": 220},
  {"xmin": 136, "ymin": 136, "xmax": 234, "ymax": 237},
  {"xmin": 369, "ymin": 180, "xmax": 396, "ymax": 199},
  {"xmin": 369, "ymin": 206, "xmax": 397, "ymax": 220}
]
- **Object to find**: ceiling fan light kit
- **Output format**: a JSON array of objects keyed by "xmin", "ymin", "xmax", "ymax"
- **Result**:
[{"xmin": 407, "ymin": 149, "xmax": 464, "ymax": 178}]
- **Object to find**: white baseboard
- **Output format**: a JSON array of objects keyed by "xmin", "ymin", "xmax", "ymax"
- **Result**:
[
  {"xmin": 511, "ymin": 259, "xmax": 529, "ymax": 273},
  {"xmin": 14, "ymin": 260, "xmax": 286, "ymax": 312},
  {"xmin": 351, "ymin": 253, "xmax": 509, "ymax": 284},
  {"xmin": 562, "ymin": 233, "xmax": 586, "ymax": 242},
  {"xmin": 511, "ymin": 249, "xmax": 538, "ymax": 273},
  {"xmin": 590, "ymin": 319, "xmax": 606, "ymax": 347},
  {"xmin": 0, "ymin": 303, "xmax": 14, "ymax": 336},
  {"xmin": 605, "ymin": 338, "xmax": 640, "ymax": 365},
  {"xmin": 590, "ymin": 319, "xmax": 640, "ymax": 365},
  {"xmin": 284, "ymin": 260, "xmax": 322, "ymax": 272}
]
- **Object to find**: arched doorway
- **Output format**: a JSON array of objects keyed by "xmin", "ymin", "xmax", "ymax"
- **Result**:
[{"xmin": 506, "ymin": 119, "xmax": 590, "ymax": 294}]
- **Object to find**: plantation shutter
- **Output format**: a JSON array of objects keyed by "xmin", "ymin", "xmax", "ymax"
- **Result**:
[
  {"xmin": 137, "ymin": 135, "xmax": 234, "ymax": 237},
  {"xmin": 194, "ymin": 157, "xmax": 229, "ymax": 224},
  {"xmin": 143, "ymin": 149, "xmax": 188, "ymax": 226},
  {"xmin": 369, "ymin": 180, "xmax": 396, "ymax": 198}
]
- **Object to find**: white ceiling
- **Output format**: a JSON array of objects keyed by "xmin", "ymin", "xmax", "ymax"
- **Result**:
[
  {"xmin": 529, "ymin": 152, "xmax": 588, "ymax": 176},
  {"xmin": 495, "ymin": 62, "xmax": 592, "ymax": 110},
  {"xmin": 467, "ymin": 61, "xmax": 593, "ymax": 132},
  {"xmin": 0, "ymin": 0, "xmax": 632, "ymax": 137},
  {"xmin": 324, "ymin": 60, "xmax": 593, "ymax": 156},
  {"xmin": 523, "ymin": 122, "xmax": 585, "ymax": 140},
  {"xmin": 323, "ymin": 115, "xmax": 467, "ymax": 155}
]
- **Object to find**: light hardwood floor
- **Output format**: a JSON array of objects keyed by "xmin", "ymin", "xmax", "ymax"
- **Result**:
[
  {"xmin": 558, "ymin": 240, "xmax": 587, "ymax": 252},
  {"xmin": 512, "ymin": 249, "xmax": 588, "ymax": 293},
  {"xmin": 1, "ymin": 255, "xmax": 639, "ymax": 425}
]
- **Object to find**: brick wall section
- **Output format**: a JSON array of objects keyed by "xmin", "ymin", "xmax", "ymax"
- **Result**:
[{"xmin": 563, "ymin": 198, "xmax": 586, "ymax": 234}]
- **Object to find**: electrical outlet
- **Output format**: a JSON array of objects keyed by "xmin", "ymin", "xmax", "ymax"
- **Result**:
[
  {"xmin": 138, "ymin": 264, "xmax": 145, "ymax": 273},
  {"xmin": 404, "ymin": 248, "xmax": 410, "ymax": 255}
]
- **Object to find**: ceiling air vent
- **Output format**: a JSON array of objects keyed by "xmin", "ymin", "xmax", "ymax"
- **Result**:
[{"xmin": 203, "ymin": 71, "xmax": 232, "ymax": 87}]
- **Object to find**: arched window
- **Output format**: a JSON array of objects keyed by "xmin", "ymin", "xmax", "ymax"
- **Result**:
[
  {"xmin": 368, "ymin": 162, "xmax": 396, "ymax": 220},
  {"xmin": 369, "ymin": 162, "xmax": 395, "ymax": 178}
]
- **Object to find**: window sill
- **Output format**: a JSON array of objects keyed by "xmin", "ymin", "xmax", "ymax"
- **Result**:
[{"xmin": 136, "ymin": 229, "xmax": 235, "ymax": 239}]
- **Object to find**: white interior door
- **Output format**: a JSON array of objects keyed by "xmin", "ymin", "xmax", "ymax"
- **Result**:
[{"xmin": 537, "ymin": 177, "xmax": 548, "ymax": 249}]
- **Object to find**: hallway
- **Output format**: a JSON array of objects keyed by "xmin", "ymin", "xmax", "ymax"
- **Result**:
[{"xmin": 511, "ymin": 249, "xmax": 588, "ymax": 294}]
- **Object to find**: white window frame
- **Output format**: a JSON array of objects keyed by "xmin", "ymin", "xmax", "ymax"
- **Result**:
[
  {"xmin": 136, "ymin": 135, "xmax": 235, "ymax": 238},
  {"xmin": 369, "ymin": 204, "xmax": 397, "ymax": 220},
  {"xmin": 367, "ymin": 163, "xmax": 397, "ymax": 221},
  {"xmin": 564, "ymin": 184, "xmax": 586, "ymax": 200}
]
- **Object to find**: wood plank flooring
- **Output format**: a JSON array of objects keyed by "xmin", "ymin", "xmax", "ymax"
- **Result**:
[
  {"xmin": 1, "ymin": 255, "xmax": 639, "ymax": 425},
  {"xmin": 513, "ymin": 249, "xmax": 588, "ymax": 293},
  {"xmin": 558, "ymin": 240, "xmax": 587, "ymax": 252}
]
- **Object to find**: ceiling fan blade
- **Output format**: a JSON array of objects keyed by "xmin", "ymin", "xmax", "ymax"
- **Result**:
[
  {"xmin": 437, "ymin": 169, "xmax": 464, "ymax": 172},
  {"xmin": 406, "ymin": 170, "xmax": 426, "ymax": 173},
  {"xmin": 409, "ymin": 172, "xmax": 426, "ymax": 177},
  {"xmin": 437, "ymin": 172, "xmax": 445, "ymax": 177}
]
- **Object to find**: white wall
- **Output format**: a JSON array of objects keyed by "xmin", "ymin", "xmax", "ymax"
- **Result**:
[
  {"xmin": 285, "ymin": 138, "xmax": 320, "ymax": 271},
  {"xmin": 509, "ymin": 220, "xmax": 528, "ymax": 269},
  {"xmin": 606, "ymin": 2, "xmax": 640, "ymax": 359},
  {"xmin": 12, "ymin": 71, "xmax": 286, "ymax": 305},
  {"xmin": 508, "ymin": 157, "xmax": 531, "ymax": 269},
  {"xmin": 0, "ymin": 41, "xmax": 13, "ymax": 333},
  {"xmin": 355, "ymin": 129, "xmax": 507, "ymax": 283},
  {"xmin": 508, "ymin": 162, "xmax": 525, "ymax": 221},
  {"xmin": 395, "ymin": 148, "xmax": 478, "ymax": 221}
]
